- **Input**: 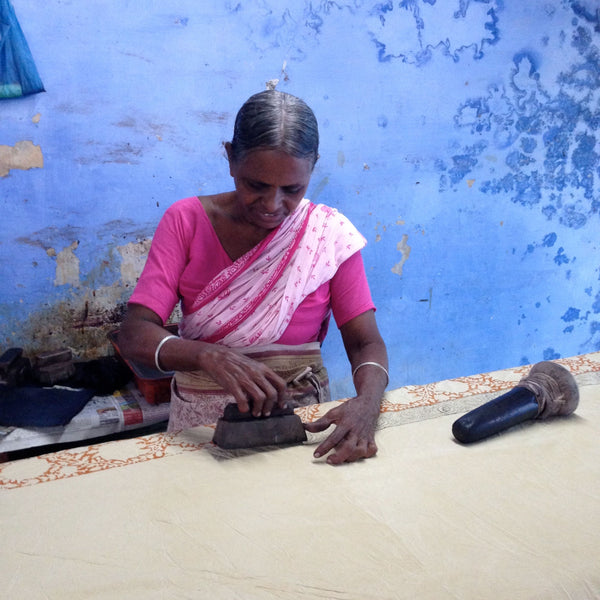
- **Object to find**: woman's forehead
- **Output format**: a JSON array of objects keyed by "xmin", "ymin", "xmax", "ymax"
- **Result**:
[{"xmin": 236, "ymin": 149, "xmax": 313, "ymax": 182}]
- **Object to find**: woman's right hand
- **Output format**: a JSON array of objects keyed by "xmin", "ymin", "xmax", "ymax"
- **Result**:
[
  {"xmin": 194, "ymin": 344, "xmax": 289, "ymax": 417},
  {"xmin": 118, "ymin": 303, "xmax": 288, "ymax": 417}
]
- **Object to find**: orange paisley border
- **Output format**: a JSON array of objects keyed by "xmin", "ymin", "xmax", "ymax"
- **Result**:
[{"xmin": 1, "ymin": 352, "xmax": 598, "ymax": 490}]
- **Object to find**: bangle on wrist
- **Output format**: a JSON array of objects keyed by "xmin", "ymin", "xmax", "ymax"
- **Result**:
[
  {"xmin": 154, "ymin": 334, "xmax": 179, "ymax": 373},
  {"xmin": 352, "ymin": 361, "xmax": 389, "ymax": 387}
]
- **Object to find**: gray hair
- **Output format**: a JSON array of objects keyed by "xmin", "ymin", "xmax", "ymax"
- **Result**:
[{"xmin": 229, "ymin": 90, "xmax": 319, "ymax": 167}]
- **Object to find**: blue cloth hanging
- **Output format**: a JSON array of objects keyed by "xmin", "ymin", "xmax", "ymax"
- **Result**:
[{"xmin": 0, "ymin": 0, "xmax": 44, "ymax": 99}]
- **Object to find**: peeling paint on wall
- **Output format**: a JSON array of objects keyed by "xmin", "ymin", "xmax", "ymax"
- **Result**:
[
  {"xmin": 375, "ymin": 217, "xmax": 407, "ymax": 244},
  {"xmin": 5, "ymin": 238, "xmax": 164, "ymax": 358},
  {"xmin": 0, "ymin": 238, "xmax": 155, "ymax": 358},
  {"xmin": 54, "ymin": 241, "xmax": 80, "ymax": 286},
  {"xmin": 2, "ymin": 0, "xmax": 598, "ymax": 392},
  {"xmin": 117, "ymin": 239, "xmax": 152, "ymax": 285},
  {"xmin": 391, "ymin": 234, "xmax": 411, "ymax": 276},
  {"xmin": 17, "ymin": 290, "xmax": 128, "ymax": 360},
  {"xmin": 0, "ymin": 141, "xmax": 43, "ymax": 177}
]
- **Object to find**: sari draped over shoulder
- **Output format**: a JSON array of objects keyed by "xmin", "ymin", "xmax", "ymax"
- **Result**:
[
  {"xmin": 169, "ymin": 199, "xmax": 366, "ymax": 431},
  {"xmin": 179, "ymin": 199, "xmax": 366, "ymax": 346}
]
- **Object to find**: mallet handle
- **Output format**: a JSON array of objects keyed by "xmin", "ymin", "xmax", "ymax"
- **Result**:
[{"xmin": 452, "ymin": 387, "xmax": 539, "ymax": 444}]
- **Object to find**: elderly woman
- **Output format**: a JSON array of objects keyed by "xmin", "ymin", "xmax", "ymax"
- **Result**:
[{"xmin": 118, "ymin": 90, "xmax": 388, "ymax": 465}]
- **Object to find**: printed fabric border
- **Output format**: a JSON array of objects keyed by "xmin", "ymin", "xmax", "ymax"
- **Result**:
[{"xmin": 1, "ymin": 352, "xmax": 598, "ymax": 490}]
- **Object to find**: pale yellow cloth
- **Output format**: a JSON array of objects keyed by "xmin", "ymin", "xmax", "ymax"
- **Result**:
[{"xmin": 1, "ymin": 380, "xmax": 598, "ymax": 598}]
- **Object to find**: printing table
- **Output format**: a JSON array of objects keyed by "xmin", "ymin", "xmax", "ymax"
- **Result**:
[{"xmin": 1, "ymin": 353, "xmax": 599, "ymax": 599}]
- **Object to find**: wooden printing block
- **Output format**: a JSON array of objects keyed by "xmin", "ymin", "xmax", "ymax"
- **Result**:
[
  {"xmin": 0, "ymin": 348, "xmax": 32, "ymax": 385},
  {"xmin": 213, "ymin": 403, "xmax": 307, "ymax": 449},
  {"xmin": 34, "ymin": 348, "xmax": 75, "ymax": 385}
]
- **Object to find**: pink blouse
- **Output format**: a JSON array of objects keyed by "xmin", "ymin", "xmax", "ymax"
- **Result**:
[{"xmin": 129, "ymin": 197, "xmax": 375, "ymax": 345}]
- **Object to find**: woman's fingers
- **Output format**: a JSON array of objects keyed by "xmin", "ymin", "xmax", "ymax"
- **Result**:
[
  {"xmin": 304, "ymin": 400, "xmax": 379, "ymax": 465},
  {"xmin": 326, "ymin": 437, "xmax": 378, "ymax": 465},
  {"xmin": 303, "ymin": 408, "xmax": 338, "ymax": 433},
  {"xmin": 236, "ymin": 366, "xmax": 288, "ymax": 417},
  {"xmin": 313, "ymin": 423, "xmax": 348, "ymax": 459},
  {"xmin": 322, "ymin": 434, "xmax": 378, "ymax": 465},
  {"xmin": 203, "ymin": 349, "xmax": 288, "ymax": 416}
]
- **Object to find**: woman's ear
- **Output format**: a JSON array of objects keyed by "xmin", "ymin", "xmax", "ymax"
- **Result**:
[
  {"xmin": 224, "ymin": 142, "xmax": 235, "ymax": 176},
  {"xmin": 224, "ymin": 142, "xmax": 236, "ymax": 177},
  {"xmin": 224, "ymin": 142, "xmax": 233, "ymax": 162}
]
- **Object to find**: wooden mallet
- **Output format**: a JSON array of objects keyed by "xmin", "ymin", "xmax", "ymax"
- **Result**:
[{"xmin": 452, "ymin": 361, "xmax": 579, "ymax": 443}]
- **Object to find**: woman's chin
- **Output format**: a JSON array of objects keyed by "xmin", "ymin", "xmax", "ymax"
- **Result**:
[{"xmin": 253, "ymin": 212, "xmax": 286, "ymax": 229}]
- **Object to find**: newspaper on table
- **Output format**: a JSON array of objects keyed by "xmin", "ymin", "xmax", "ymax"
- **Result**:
[{"xmin": 0, "ymin": 383, "xmax": 170, "ymax": 453}]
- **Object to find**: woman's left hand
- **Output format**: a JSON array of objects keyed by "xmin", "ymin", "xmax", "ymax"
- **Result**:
[{"xmin": 303, "ymin": 396, "xmax": 380, "ymax": 465}]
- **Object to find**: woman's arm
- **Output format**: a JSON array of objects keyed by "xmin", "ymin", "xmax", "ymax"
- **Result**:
[
  {"xmin": 118, "ymin": 304, "xmax": 288, "ymax": 417},
  {"xmin": 304, "ymin": 309, "xmax": 388, "ymax": 465}
]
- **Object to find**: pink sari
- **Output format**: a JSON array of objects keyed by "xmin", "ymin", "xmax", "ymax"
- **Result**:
[
  {"xmin": 169, "ymin": 199, "xmax": 366, "ymax": 431},
  {"xmin": 178, "ymin": 199, "xmax": 366, "ymax": 347}
]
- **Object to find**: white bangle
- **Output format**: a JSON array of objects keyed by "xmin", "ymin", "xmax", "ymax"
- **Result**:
[
  {"xmin": 154, "ymin": 335, "xmax": 179, "ymax": 373},
  {"xmin": 352, "ymin": 361, "xmax": 389, "ymax": 387}
]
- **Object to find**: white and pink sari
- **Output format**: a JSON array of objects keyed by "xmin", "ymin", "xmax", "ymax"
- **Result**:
[{"xmin": 169, "ymin": 199, "xmax": 366, "ymax": 431}]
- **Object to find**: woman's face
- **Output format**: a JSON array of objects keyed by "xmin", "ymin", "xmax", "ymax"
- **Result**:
[{"xmin": 227, "ymin": 147, "xmax": 313, "ymax": 231}]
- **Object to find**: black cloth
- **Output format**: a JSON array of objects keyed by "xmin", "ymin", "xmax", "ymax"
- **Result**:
[
  {"xmin": 0, "ymin": 385, "xmax": 94, "ymax": 427},
  {"xmin": 63, "ymin": 356, "xmax": 132, "ymax": 395}
]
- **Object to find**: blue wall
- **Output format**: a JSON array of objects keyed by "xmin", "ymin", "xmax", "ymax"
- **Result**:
[{"xmin": 1, "ymin": 1, "xmax": 599, "ymax": 398}]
